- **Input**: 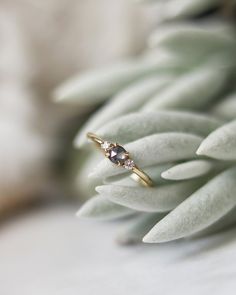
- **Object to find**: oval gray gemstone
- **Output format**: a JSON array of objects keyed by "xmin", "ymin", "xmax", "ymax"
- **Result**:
[{"xmin": 108, "ymin": 145, "xmax": 127, "ymax": 165}]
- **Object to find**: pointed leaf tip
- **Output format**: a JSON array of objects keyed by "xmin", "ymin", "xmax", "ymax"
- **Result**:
[
  {"xmin": 77, "ymin": 195, "xmax": 133, "ymax": 220},
  {"xmin": 197, "ymin": 120, "xmax": 236, "ymax": 160},
  {"xmin": 143, "ymin": 166, "xmax": 236, "ymax": 243},
  {"xmin": 161, "ymin": 160, "xmax": 213, "ymax": 180}
]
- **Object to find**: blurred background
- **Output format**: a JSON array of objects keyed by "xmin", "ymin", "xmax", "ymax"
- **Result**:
[
  {"xmin": 1, "ymin": 1, "xmax": 236, "ymax": 295},
  {"xmin": 0, "ymin": 0, "xmax": 156, "ymax": 216},
  {"xmin": 0, "ymin": 1, "xmax": 157, "ymax": 294}
]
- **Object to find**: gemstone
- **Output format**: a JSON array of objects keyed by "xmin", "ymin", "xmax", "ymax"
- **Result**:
[
  {"xmin": 101, "ymin": 141, "xmax": 111, "ymax": 150},
  {"xmin": 108, "ymin": 145, "xmax": 128, "ymax": 165},
  {"xmin": 124, "ymin": 159, "xmax": 135, "ymax": 170}
]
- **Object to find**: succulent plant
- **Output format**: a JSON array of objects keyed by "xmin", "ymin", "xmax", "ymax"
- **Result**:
[{"xmin": 55, "ymin": 0, "xmax": 236, "ymax": 244}]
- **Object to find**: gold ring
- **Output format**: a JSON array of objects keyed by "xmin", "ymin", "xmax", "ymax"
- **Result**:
[{"xmin": 87, "ymin": 132, "xmax": 153, "ymax": 187}]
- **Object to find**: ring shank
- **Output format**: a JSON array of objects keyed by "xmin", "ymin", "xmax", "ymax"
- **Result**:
[
  {"xmin": 87, "ymin": 132, "xmax": 103, "ymax": 146},
  {"xmin": 131, "ymin": 167, "xmax": 153, "ymax": 187}
]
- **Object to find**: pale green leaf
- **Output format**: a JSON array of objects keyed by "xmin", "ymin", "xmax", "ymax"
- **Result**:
[
  {"xmin": 96, "ymin": 178, "xmax": 204, "ymax": 212},
  {"xmin": 75, "ymin": 152, "xmax": 103, "ymax": 198},
  {"xmin": 76, "ymin": 195, "xmax": 134, "ymax": 220},
  {"xmin": 161, "ymin": 160, "xmax": 213, "ymax": 180},
  {"xmin": 53, "ymin": 53, "xmax": 178, "ymax": 104},
  {"xmin": 74, "ymin": 76, "xmax": 173, "ymax": 147},
  {"xmin": 143, "ymin": 166, "xmax": 236, "ymax": 243},
  {"xmin": 94, "ymin": 111, "xmax": 221, "ymax": 144},
  {"xmin": 142, "ymin": 66, "xmax": 228, "ymax": 111},
  {"xmin": 211, "ymin": 93, "xmax": 236, "ymax": 120},
  {"xmin": 149, "ymin": 22, "xmax": 235, "ymax": 55},
  {"xmin": 190, "ymin": 207, "xmax": 236, "ymax": 238},
  {"xmin": 197, "ymin": 119, "xmax": 236, "ymax": 160}
]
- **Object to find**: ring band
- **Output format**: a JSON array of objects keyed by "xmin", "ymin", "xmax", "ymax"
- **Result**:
[{"xmin": 87, "ymin": 132, "xmax": 153, "ymax": 187}]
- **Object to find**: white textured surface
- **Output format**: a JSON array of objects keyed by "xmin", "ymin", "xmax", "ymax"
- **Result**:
[{"xmin": 0, "ymin": 205, "xmax": 236, "ymax": 295}]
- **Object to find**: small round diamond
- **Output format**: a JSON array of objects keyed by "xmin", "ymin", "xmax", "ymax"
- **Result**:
[
  {"xmin": 101, "ymin": 141, "xmax": 111, "ymax": 150},
  {"xmin": 124, "ymin": 159, "xmax": 135, "ymax": 170}
]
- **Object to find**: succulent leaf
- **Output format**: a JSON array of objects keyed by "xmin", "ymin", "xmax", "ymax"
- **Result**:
[
  {"xmin": 74, "ymin": 76, "xmax": 173, "ymax": 147},
  {"xmin": 94, "ymin": 111, "xmax": 221, "ymax": 145},
  {"xmin": 53, "ymin": 54, "xmax": 180, "ymax": 104},
  {"xmin": 143, "ymin": 167, "xmax": 236, "ymax": 243},
  {"xmin": 149, "ymin": 22, "xmax": 235, "ymax": 56},
  {"xmin": 161, "ymin": 160, "xmax": 213, "ymax": 180},
  {"xmin": 211, "ymin": 93, "xmax": 236, "ymax": 120},
  {"xmin": 96, "ymin": 178, "xmax": 205, "ymax": 212},
  {"xmin": 197, "ymin": 120, "xmax": 236, "ymax": 160},
  {"xmin": 77, "ymin": 195, "xmax": 134, "ymax": 219},
  {"xmin": 142, "ymin": 65, "xmax": 229, "ymax": 111}
]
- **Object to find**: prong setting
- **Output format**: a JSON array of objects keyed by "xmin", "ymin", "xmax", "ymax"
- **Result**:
[
  {"xmin": 123, "ymin": 159, "xmax": 135, "ymax": 170},
  {"xmin": 101, "ymin": 141, "xmax": 135, "ymax": 169},
  {"xmin": 101, "ymin": 141, "xmax": 112, "ymax": 151}
]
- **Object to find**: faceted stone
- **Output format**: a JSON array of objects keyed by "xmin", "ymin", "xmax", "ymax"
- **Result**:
[
  {"xmin": 108, "ymin": 145, "xmax": 127, "ymax": 165},
  {"xmin": 101, "ymin": 141, "xmax": 111, "ymax": 150},
  {"xmin": 124, "ymin": 159, "xmax": 135, "ymax": 170}
]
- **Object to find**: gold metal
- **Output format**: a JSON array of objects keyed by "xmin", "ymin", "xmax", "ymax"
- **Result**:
[{"xmin": 87, "ymin": 132, "xmax": 153, "ymax": 187}]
